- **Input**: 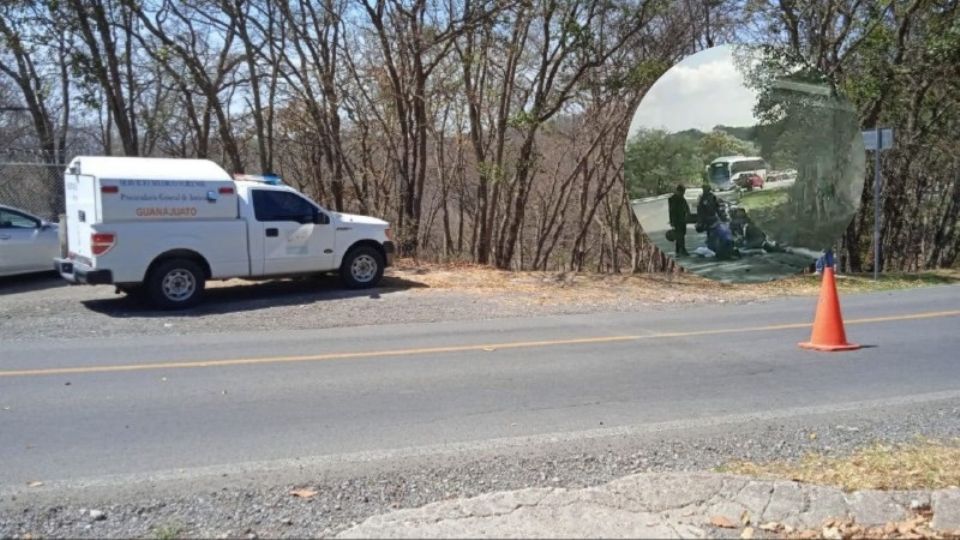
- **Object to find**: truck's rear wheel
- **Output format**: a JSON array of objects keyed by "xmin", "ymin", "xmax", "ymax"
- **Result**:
[
  {"xmin": 340, "ymin": 246, "xmax": 384, "ymax": 289},
  {"xmin": 147, "ymin": 258, "xmax": 205, "ymax": 309}
]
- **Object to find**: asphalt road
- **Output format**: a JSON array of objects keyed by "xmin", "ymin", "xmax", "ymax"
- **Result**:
[{"xmin": 2, "ymin": 285, "xmax": 959, "ymax": 490}]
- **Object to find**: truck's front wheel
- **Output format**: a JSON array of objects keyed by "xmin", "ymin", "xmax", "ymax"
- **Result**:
[
  {"xmin": 340, "ymin": 246, "xmax": 384, "ymax": 289},
  {"xmin": 147, "ymin": 258, "xmax": 206, "ymax": 309}
]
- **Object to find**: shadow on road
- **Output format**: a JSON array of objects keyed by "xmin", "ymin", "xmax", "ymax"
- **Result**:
[
  {"xmin": 81, "ymin": 273, "xmax": 429, "ymax": 318},
  {"xmin": 0, "ymin": 272, "xmax": 65, "ymax": 295}
]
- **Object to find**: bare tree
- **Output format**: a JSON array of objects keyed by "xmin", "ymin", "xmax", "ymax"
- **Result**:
[{"xmin": 127, "ymin": 0, "xmax": 247, "ymax": 172}]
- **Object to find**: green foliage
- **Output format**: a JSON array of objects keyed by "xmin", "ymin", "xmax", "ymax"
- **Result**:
[
  {"xmin": 713, "ymin": 125, "xmax": 758, "ymax": 142},
  {"xmin": 507, "ymin": 110, "xmax": 538, "ymax": 130},
  {"xmin": 476, "ymin": 160, "xmax": 505, "ymax": 184},
  {"xmin": 624, "ymin": 126, "xmax": 763, "ymax": 199},
  {"xmin": 697, "ymin": 130, "xmax": 757, "ymax": 167},
  {"xmin": 602, "ymin": 59, "xmax": 670, "ymax": 94},
  {"xmin": 624, "ymin": 129, "xmax": 703, "ymax": 198}
]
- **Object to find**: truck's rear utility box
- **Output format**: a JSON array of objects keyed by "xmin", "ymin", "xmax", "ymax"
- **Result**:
[{"xmin": 65, "ymin": 156, "xmax": 238, "ymax": 225}]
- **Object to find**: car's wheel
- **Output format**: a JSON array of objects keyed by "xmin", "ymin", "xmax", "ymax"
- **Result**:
[
  {"xmin": 340, "ymin": 246, "xmax": 384, "ymax": 289},
  {"xmin": 147, "ymin": 258, "xmax": 205, "ymax": 309}
]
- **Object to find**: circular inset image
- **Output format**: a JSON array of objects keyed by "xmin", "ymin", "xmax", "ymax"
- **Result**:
[{"xmin": 627, "ymin": 44, "xmax": 865, "ymax": 282}]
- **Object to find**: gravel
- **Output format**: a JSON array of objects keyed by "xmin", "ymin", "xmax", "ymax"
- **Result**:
[
  {"xmin": 0, "ymin": 271, "xmax": 761, "ymax": 342},
  {"xmin": 3, "ymin": 399, "xmax": 960, "ymax": 539},
  {"xmin": 0, "ymin": 273, "xmax": 502, "ymax": 341}
]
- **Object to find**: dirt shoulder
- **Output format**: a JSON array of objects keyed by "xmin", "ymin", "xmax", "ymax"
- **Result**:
[
  {"xmin": 387, "ymin": 260, "xmax": 959, "ymax": 304},
  {"xmin": 1, "ymin": 262, "xmax": 956, "ymax": 341}
]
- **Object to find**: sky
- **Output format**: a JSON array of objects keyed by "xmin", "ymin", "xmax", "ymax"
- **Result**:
[{"xmin": 628, "ymin": 45, "xmax": 759, "ymax": 138}]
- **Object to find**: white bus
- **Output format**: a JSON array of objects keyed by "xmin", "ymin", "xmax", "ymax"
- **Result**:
[{"xmin": 706, "ymin": 156, "xmax": 767, "ymax": 191}]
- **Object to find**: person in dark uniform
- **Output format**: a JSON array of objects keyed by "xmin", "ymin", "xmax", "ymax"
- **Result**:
[
  {"xmin": 696, "ymin": 183, "xmax": 718, "ymax": 251},
  {"xmin": 697, "ymin": 183, "xmax": 722, "ymax": 230},
  {"xmin": 667, "ymin": 184, "xmax": 690, "ymax": 256}
]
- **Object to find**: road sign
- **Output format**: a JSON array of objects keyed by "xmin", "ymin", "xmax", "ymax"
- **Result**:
[{"xmin": 862, "ymin": 128, "xmax": 894, "ymax": 151}]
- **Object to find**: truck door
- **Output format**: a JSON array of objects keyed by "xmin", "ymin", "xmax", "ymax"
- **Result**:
[
  {"xmin": 250, "ymin": 189, "xmax": 335, "ymax": 275},
  {"xmin": 65, "ymin": 174, "xmax": 97, "ymax": 260}
]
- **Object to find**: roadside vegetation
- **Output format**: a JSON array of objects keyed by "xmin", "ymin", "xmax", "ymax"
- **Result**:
[
  {"xmin": 739, "ymin": 189, "xmax": 791, "ymax": 212},
  {"xmin": 151, "ymin": 524, "xmax": 184, "ymax": 540},
  {"xmin": 718, "ymin": 438, "xmax": 960, "ymax": 491},
  {"xmin": 386, "ymin": 260, "xmax": 960, "ymax": 304}
]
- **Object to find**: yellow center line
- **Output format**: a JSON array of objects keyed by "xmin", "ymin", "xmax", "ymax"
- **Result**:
[{"xmin": 1, "ymin": 310, "xmax": 957, "ymax": 378}]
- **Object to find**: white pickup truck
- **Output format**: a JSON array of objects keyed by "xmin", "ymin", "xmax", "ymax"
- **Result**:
[{"xmin": 54, "ymin": 156, "xmax": 395, "ymax": 309}]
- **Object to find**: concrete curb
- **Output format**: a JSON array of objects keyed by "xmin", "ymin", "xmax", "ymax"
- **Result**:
[{"xmin": 337, "ymin": 472, "xmax": 960, "ymax": 538}]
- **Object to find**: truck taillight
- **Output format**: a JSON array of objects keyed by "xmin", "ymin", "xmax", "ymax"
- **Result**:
[
  {"xmin": 91, "ymin": 233, "xmax": 116, "ymax": 256},
  {"xmin": 101, "ymin": 185, "xmax": 119, "ymax": 194}
]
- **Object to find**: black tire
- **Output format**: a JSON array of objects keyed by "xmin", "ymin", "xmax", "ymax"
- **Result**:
[
  {"xmin": 340, "ymin": 246, "xmax": 384, "ymax": 289},
  {"xmin": 146, "ymin": 258, "xmax": 205, "ymax": 310}
]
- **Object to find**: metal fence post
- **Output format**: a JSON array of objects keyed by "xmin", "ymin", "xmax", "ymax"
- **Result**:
[{"xmin": 873, "ymin": 129, "xmax": 881, "ymax": 280}]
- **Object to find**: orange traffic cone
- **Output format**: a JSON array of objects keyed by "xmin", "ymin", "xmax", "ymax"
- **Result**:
[{"xmin": 798, "ymin": 266, "xmax": 861, "ymax": 351}]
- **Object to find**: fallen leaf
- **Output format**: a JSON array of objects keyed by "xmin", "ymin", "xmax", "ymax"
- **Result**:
[
  {"xmin": 27, "ymin": 481, "xmax": 43, "ymax": 488},
  {"xmin": 741, "ymin": 510, "xmax": 751, "ymax": 525},
  {"xmin": 759, "ymin": 522, "xmax": 781, "ymax": 532},
  {"xmin": 809, "ymin": 432, "xmax": 818, "ymax": 440},
  {"xmin": 741, "ymin": 526, "xmax": 754, "ymax": 539},
  {"xmin": 482, "ymin": 347, "xmax": 496, "ymax": 352},
  {"xmin": 290, "ymin": 488, "xmax": 317, "ymax": 499},
  {"xmin": 710, "ymin": 515, "xmax": 736, "ymax": 529},
  {"xmin": 822, "ymin": 526, "xmax": 842, "ymax": 540},
  {"xmin": 898, "ymin": 523, "xmax": 917, "ymax": 535}
]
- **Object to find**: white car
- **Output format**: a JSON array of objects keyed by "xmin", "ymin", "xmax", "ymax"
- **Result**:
[{"xmin": 0, "ymin": 204, "xmax": 60, "ymax": 277}]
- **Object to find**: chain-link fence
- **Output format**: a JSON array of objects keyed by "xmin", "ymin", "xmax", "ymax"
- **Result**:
[{"xmin": 0, "ymin": 162, "xmax": 64, "ymax": 221}]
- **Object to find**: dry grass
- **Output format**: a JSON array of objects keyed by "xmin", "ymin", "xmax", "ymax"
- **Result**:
[
  {"xmin": 203, "ymin": 261, "xmax": 957, "ymax": 310},
  {"xmin": 718, "ymin": 438, "xmax": 960, "ymax": 492},
  {"xmin": 390, "ymin": 260, "xmax": 762, "ymax": 305},
  {"xmin": 387, "ymin": 259, "xmax": 959, "ymax": 307}
]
